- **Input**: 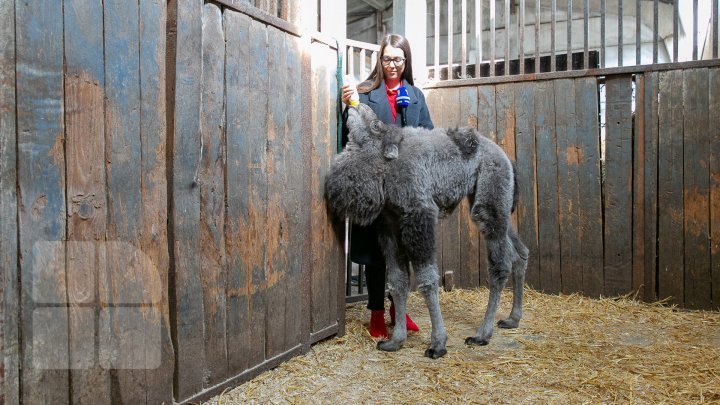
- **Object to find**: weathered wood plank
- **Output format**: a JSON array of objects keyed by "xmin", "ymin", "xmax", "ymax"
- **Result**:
[
  {"xmin": 710, "ymin": 68, "xmax": 720, "ymax": 310},
  {"xmin": 310, "ymin": 42, "xmax": 336, "ymax": 333},
  {"xmin": 554, "ymin": 79, "xmax": 583, "ymax": 294},
  {"xmin": 172, "ymin": 0, "xmax": 206, "ymax": 399},
  {"xmin": 199, "ymin": 2, "xmax": 228, "ymax": 386},
  {"xmin": 632, "ymin": 74, "xmax": 646, "ymax": 297},
  {"xmin": 63, "ymin": 0, "xmax": 110, "ymax": 402},
  {"xmin": 103, "ymin": 0, "xmax": 148, "ymax": 401},
  {"xmin": 534, "ymin": 80, "xmax": 562, "ymax": 294},
  {"xmin": 16, "ymin": 0, "xmax": 69, "ymax": 402},
  {"xmin": 139, "ymin": 0, "xmax": 174, "ymax": 402},
  {"xmin": 514, "ymin": 82, "xmax": 539, "ymax": 289},
  {"xmin": 0, "ymin": 1, "xmax": 19, "ymax": 403},
  {"xmin": 247, "ymin": 18, "xmax": 269, "ymax": 366},
  {"xmin": 440, "ymin": 88, "xmax": 462, "ymax": 287},
  {"xmin": 457, "ymin": 86, "xmax": 480, "ymax": 289},
  {"xmin": 682, "ymin": 68, "xmax": 711, "ymax": 309},
  {"xmin": 575, "ymin": 77, "xmax": 603, "ymax": 298},
  {"xmin": 265, "ymin": 27, "xmax": 289, "ymax": 359},
  {"xmin": 642, "ymin": 71, "xmax": 659, "ymax": 302},
  {"xmin": 496, "ymin": 83, "xmax": 518, "ymax": 240},
  {"xmin": 224, "ymin": 8, "xmax": 253, "ymax": 374},
  {"xmin": 284, "ymin": 34, "xmax": 305, "ymax": 351},
  {"xmin": 476, "ymin": 85, "xmax": 496, "ymax": 286},
  {"xmin": 657, "ymin": 69, "xmax": 685, "ymax": 305},
  {"xmin": 603, "ymin": 75, "xmax": 634, "ymax": 296}
]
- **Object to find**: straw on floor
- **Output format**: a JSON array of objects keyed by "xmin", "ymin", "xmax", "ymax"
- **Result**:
[{"xmin": 207, "ymin": 288, "xmax": 720, "ymax": 404}]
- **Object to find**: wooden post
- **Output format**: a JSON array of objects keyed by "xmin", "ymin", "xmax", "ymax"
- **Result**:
[{"xmin": 393, "ymin": 0, "xmax": 428, "ymax": 85}]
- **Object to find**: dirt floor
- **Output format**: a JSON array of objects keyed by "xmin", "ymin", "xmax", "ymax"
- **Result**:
[{"xmin": 206, "ymin": 288, "xmax": 720, "ymax": 404}]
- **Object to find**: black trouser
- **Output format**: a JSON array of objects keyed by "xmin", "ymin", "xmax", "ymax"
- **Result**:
[{"xmin": 350, "ymin": 222, "xmax": 387, "ymax": 311}]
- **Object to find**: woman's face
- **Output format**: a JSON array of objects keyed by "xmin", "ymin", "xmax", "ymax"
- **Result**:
[{"xmin": 381, "ymin": 45, "xmax": 406, "ymax": 82}]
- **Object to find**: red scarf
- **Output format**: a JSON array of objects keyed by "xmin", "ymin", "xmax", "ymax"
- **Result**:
[{"xmin": 386, "ymin": 86, "xmax": 398, "ymax": 123}]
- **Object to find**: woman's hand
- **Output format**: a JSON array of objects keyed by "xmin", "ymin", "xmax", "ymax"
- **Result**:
[{"xmin": 341, "ymin": 84, "xmax": 355, "ymax": 105}]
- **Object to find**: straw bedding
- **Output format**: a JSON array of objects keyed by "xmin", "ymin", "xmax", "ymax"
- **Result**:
[{"xmin": 207, "ymin": 289, "xmax": 720, "ymax": 404}]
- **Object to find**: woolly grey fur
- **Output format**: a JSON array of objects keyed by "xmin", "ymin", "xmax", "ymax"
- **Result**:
[{"xmin": 325, "ymin": 103, "xmax": 529, "ymax": 358}]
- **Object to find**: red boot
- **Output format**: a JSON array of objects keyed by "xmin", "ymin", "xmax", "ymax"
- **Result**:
[
  {"xmin": 369, "ymin": 310, "xmax": 388, "ymax": 338},
  {"xmin": 390, "ymin": 303, "xmax": 420, "ymax": 332}
]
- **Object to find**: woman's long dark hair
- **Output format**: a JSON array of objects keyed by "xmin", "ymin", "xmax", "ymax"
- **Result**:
[{"xmin": 357, "ymin": 34, "xmax": 414, "ymax": 94}]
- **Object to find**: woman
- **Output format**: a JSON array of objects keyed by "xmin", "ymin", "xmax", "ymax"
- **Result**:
[{"xmin": 341, "ymin": 34, "xmax": 434, "ymax": 338}]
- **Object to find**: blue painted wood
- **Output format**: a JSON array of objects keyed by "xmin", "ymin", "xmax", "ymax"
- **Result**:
[
  {"xmin": 224, "ymin": 8, "xmax": 254, "ymax": 375},
  {"xmin": 534, "ymin": 80, "xmax": 561, "ymax": 294},
  {"xmin": 575, "ymin": 77, "xmax": 603, "ymax": 298},
  {"xmin": 199, "ymin": 2, "xmax": 228, "ymax": 386},
  {"xmin": 0, "ymin": 1, "xmax": 19, "ymax": 403},
  {"xmin": 139, "ymin": 0, "xmax": 174, "ymax": 402},
  {"xmin": 16, "ymin": 0, "xmax": 69, "ymax": 402},
  {"xmin": 173, "ymin": 0, "xmax": 206, "ymax": 400},
  {"xmin": 604, "ymin": 75, "xmax": 634, "ymax": 296},
  {"xmin": 682, "ymin": 68, "xmax": 712, "ymax": 309},
  {"xmin": 657, "ymin": 70, "xmax": 684, "ymax": 305},
  {"xmin": 63, "ymin": 0, "xmax": 110, "ymax": 402},
  {"xmin": 103, "ymin": 0, "xmax": 148, "ymax": 401}
]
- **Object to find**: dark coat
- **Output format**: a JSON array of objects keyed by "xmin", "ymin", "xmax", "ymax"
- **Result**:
[{"xmin": 342, "ymin": 80, "xmax": 434, "ymax": 265}]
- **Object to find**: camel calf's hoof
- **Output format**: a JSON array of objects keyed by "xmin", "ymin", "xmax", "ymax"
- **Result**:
[
  {"xmin": 377, "ymin": 340, "xmax": 402, "ymax": 352},
  {"xmin": 424, "ymin": 347, "xmax": 447, "ymax": 359},
  {"xmin": 464, "ymin": 336, "xmax": 489, "ymax": 346},
  {"xmin": 497, "ymin": 318, "xmax": 519, "ymax": 329}
]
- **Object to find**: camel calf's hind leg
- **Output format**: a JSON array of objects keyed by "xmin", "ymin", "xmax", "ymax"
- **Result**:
[{"xmin": 497, "ymin": 228, "xmax": 528, "ymax": 329}]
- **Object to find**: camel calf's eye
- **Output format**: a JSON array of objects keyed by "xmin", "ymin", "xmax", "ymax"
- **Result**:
[{"xmin": 370, "ymin": 120, "xmax": 382, "ymax": 133}]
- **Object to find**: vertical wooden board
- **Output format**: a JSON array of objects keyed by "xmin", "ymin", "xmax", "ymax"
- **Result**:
[
  {"xmin": 554, "ymin": 78, "xmax": 583, "ymax": 294},
  {"xmin": 682, "ymin": 68, "xmax": 711, "ymax": 309},
  {"xmin": 0, "ymin": 0, "xmax": 18, "ymax": 403},
  {"xmin": 534, "ymin": 80, "xmax": 562, "ymax": 294},
  {"xmin": 642, "ymin": 71, "xmax": 660, "ymax": 303},
  {"xmin": 476, "ymin": 86, "xmax": 496, "ymax": 286},
  {"xmin": 247, "ymin": 18, "xmax": 269, "ymax": 366},
  {"xmin": 172, "ymin": 0, "xmax": 206, "ymax": 399},
  {"xmin": 632, "ymin": 74, "xmax": 646, "ymax": 297},
  {"xmin": 265, "ymin": 27, "xmax": 289, "ymax": 359},
  {"xmin": 657, "ymin": 70, "xmax": 685, "ymax": 305},
  {"xmin": 199, "ymin": 2, "xmax": 228, "ymax": 386},
  {"xmin": 710, "ymin": 68, "xmax": 720, "ymax": 309},
  {"xmin": 514, "ymin": 82, "xmax": 540, "ymax": 289},
  {"xmin": 139, "ymin": 0, "xmax": 173, "ymax": 402},
  {"xmin": 457, "ymin": 86, "xmax": 480, "ymax": 289},
  {"xmin": 575, "ymin": 77, "xmax": 603, "ymax": 298},
  {"xmin": 440, "ymin": 88, "xmax": 462, "ymax": 286},
  {"xmin": 224, "ymin": 9, "xmax": 253, "ymax": 374},
  {"xmin": 16, "ymin": 0, "xmax": 69, "ymax": 402},
  {"xmin": 310, "ymin": 43, "xmax": 336, "ymax": 333},
  {"xmin": 283, "ymin": 33, "xmax": 305, "ymax": 351},
  {"xmin": 603, "ymin": 75, "xmax": 634, "ymax": 296},
  {"xmin": 103, "ymin": 0, "xmax": 150, "ymax": 401},
  {"xmin": 63, "ymin": 0, "xmax": 110, "ymax": 402},
  {"xmin": 495, "ymin": 83, "xmax": 518, "ymax": 235}
]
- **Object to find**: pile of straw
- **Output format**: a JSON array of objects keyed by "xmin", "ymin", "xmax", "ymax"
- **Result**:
[{"xmin": 207, "ymin": 289, "xmax": 720, "ymax": 403}]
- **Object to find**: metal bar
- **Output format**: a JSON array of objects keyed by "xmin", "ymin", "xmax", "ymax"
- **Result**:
[
  {"xmin": 348, "ymin": 46, "xmax": 355, "ymax": 76},
  {"xmin": 653, "ymin": 0, "xmax": 658, "ymax": 63},
  {"xmin": 673, "ymin": 0, "xmax": 678, "ymax": 62},
  {"xmin": 462, "ymin": 0, "xmax": 468, "ymax": 78},
  {"xmin": 693, "ymin": 0, "xmax": 698, "ymax": 60},
  {"xmin": 435, "ymin": 0, "xmax": 440, "ymax": 79},
  {"xmin": 359, "ymin": 48, "xmax": 366, "ymax": 80},
  {"xmin": 618, "ymin": 0, "xmax": 623, "ymax": 66},
  {"xmin": 566, "ymin": 0, "xmax": 572, "ymax": 70},
  {"xmin": 491, "ymin": 0, "xmax": 496, "ymax": 76},
  {"xmin": 636, "ymin": 0, "xmax": 641, "ymax": 65},
  {"xmin": 584, "ymin": 0, "xmax": 589, "ymax": 69},
  {"xmin": 449, "ymin": 0, "xmax": 454, "ymax": 79},
  {"xmin": 551, "ymin": 0, "xmax": 556, "ymax": 71},
  {"xmin": 535, "ymin": 0, "xmax": 540, "ymax": 73},
  {"xmin": 370, "ymin": 51, "xmax": 377, "ymax": 78},
  {"xmin": 505, "ymin": 0, "xmax": 510, "ymax": 75},
  {"xmin": 520, "ymin": 0, "xmax": 525, "ymax": 74},
  {"xmin": 601, "ymin": 0, "xmax": 606, "ymax": 67},
  {"xmin": 476, "ymin": 0, "xmax": 482, "ymax": 77},
  {"xmin": 714, "ymin": 0, "xmax": 719, "ymax": 58},
  {"xmin": 358, "ymin": 265, "xmax": 364, "ymax": 295}
]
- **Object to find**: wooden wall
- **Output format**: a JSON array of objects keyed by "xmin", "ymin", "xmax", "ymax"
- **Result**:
[
  {"xmin": 426, "ymin": 68, "xmax": 720, "ymax": 311},
  {"xmin": 0, "ymin": 1, "xmax": 342, "ymax": 404}
]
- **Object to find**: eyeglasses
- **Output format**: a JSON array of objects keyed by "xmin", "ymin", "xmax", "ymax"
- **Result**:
[{"xmin": 381, "ymin": 56, "xmax": 406, "ymax": 66}]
